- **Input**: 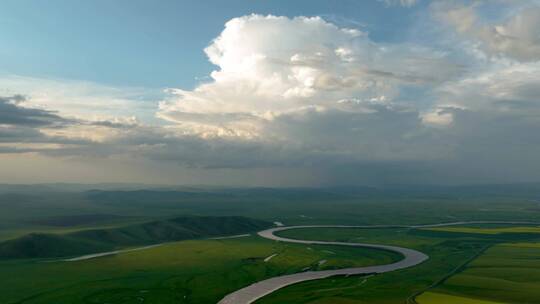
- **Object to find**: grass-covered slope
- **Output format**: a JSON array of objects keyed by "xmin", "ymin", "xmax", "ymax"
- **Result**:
[
  {"xmin": 0, "ymin": 216, "xmax": 271, "ymax": 259},
  {"xmin": 0, "ymin": 233, "xmax": 113, "ymax": 259}
]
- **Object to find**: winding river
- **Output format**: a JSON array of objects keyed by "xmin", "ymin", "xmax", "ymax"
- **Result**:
[{"xmin": 218, "ymin": 221, "xmax": 540, "ymax": 304}]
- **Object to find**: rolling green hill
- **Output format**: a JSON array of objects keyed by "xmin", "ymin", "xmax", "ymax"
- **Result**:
[{"xmin": 0, "ymin": 216, "xmax": 271, "ymax": 259}]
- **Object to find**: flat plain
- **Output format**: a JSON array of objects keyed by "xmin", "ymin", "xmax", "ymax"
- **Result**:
[
  {"xmin": 1, "ymin": 185, "xmax": 540, "ymax": 303},
  {"xmin": 0, "ymin": 236, "xmax": 398, "ymax": 304}
]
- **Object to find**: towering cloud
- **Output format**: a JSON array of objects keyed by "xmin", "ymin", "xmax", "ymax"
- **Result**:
[
  {"xmin": 158, "ymin": 15, "xmax": 456, "ymax": 142},
  {"xmin": 3, "ymin": 2, "xmax": 540, "ymax": 185}
]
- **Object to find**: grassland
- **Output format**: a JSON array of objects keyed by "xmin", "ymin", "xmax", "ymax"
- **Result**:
[
  {"xmin": 422, "ymin": 226, "xmax": 540, "ymax": 235},
  {"xmin": 3, "ymin": 185, "xmax": 540, "ymax": 237},
  {"xmin": 0, "ymin": 216, "xmax": 272, "ymax": 259},
  {"xmin": 256, "ymin": 227, "xmax": 491, "ymax": 304},
  {"xmin": 2, "ymin": 185, "xmax": 540, "ymax": 303},
  {"xmin": 0, "ymin": 236, "xmax": 400, "ymax": 304},
  {"xmin": 255, "ymin": 225, "xmax": 540, "ymax": 304},
  {"xmin": 417, "ymin": 292, "xmax": 504, "ymax": 304},
  {"xmin": 419, "ymin": 242, "xmax": 540, "ymax": 304}
]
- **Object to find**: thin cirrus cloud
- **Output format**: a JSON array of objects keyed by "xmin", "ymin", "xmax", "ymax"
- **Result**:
[
  {"xmin": 3, "ymin": 1, "xmax": 540, "ymax": 185},
  {"xmin": 434, "ymin": 1, "xmax": 540, "ymax": 62},
  {"xmin": 379, "ymin": 0, "xmax": 420, "ymax": 8}
]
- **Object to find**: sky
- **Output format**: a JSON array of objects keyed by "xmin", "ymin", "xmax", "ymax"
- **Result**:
[{"xmin": 1, "ymin": 0, "xmax": 540, "ymax": 186}]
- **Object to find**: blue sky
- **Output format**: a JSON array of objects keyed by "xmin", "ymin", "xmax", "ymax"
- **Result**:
[
  {"xmin": 2, "ymin": 0, "xmax": 540, "ymax": 186},
  {"xmin": 1, "ymin": 0, "xmax": 425, "ymax": 88}
]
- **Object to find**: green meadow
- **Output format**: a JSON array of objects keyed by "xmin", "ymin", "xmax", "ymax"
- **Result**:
[
  {"xmin": 422, "ymin": 226, "xmax": 540, "ymax": 235},
  {"xmin": 2, "ymin": 187, "xmax": 540, "ymax": 303},
  {"xmin": 421, "ymin": 242, "xmax": 540, "ymax": 304},
  {"xmin": 0, "ymin": 236, "xmax": 399, "ymax": 304},
  {"xmin": 257, "ymin": 227, "xmax": 488, "ymax": 303},
  {"xmin": 257, "ymin": 225, "xmax": 540, "ymax": 304},
  {"xmin": 417, "ymin": 292, "xmax": 504, "ymax": 304}
]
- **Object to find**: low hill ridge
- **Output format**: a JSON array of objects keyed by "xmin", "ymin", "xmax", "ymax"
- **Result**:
[{"xmin": 0, "ymin": 216, "xmax": 271, "ymax": 259}]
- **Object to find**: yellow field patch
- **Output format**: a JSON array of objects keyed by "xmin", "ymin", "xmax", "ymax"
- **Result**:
[
  {"xmin": 417, "ymin": 292, "xmax": 506, "ymax": 304},
  {"xmin": 422, "ymin": 226, "xmax": 540, "ymax": 235},
  {"xmin": 501, "ymin": 242, "xmax": 540, "ymax": 248}
]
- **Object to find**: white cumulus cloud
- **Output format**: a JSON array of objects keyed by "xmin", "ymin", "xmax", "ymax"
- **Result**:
[{"xmin": 158, "ymin": 14, "xmax": 457, "ymax": 141}]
